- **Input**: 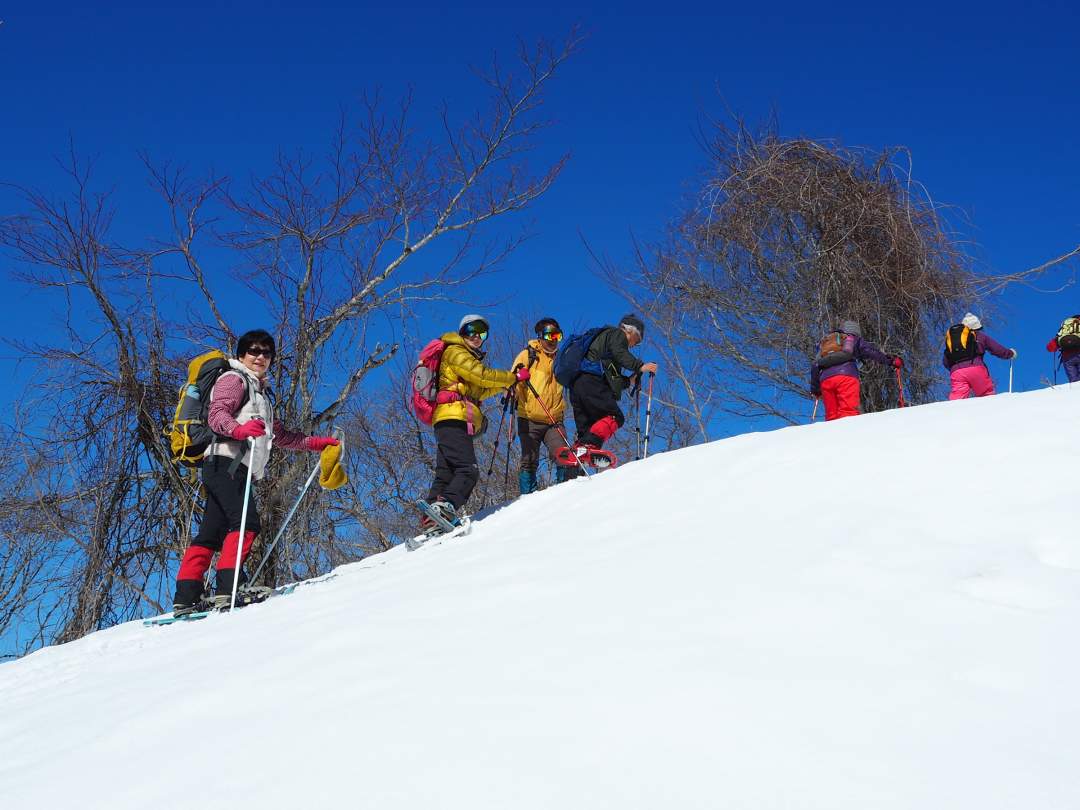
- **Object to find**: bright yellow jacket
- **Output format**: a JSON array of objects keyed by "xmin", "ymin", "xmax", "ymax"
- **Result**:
[
  {"xmin": 512, "ymin": 339, "xmax": 566, "ymax": 423},
  {"xmin": 432, "ymin": 332, "xmax": 517, "ymax": 432}
]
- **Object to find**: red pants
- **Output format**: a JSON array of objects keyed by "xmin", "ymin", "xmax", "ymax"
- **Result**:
[{"xmin": 820, "ymin": 375, "xmax": 860, "ymax": 420}]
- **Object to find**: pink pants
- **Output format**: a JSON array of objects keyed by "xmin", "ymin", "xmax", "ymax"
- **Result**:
[{"xmin": 949, "ymin": 365, "xmax": 995, "ymax": 400}]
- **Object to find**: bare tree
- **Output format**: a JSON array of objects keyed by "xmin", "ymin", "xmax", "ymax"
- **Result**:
[
  {"xmin": 0, "ymin": 34, "xmax": 579, "ymax": 653},
  {"xmin": 601, "ymin": 118, "xmax": 982, "ymax": 430}
]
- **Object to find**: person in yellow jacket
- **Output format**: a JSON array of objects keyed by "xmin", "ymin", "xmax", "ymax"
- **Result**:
[
  {"xmin": 421, "ymin": 313, "xmax": 530, "ymax": 532},
  {"xmin": 512, "ymin": 317, "xmax": 575, "ymax": 493}
]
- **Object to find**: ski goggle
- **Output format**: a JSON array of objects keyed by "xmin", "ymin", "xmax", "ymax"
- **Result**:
[
  {"xmin": 540, "ymin": 329, "xmax": 563, "ymax": 343},
  {"xmin": 461, "ymin": 323, "xmax": 489, "ymax": 340}
]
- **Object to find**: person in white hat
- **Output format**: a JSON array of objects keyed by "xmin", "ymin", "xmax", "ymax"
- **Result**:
[{"xmin": 943, "ymin": 313, "xmax": 1016, "ymax": 399}]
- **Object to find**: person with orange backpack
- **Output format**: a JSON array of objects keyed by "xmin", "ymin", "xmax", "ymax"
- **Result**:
[
  {"xmin": 1046, "ymin": 314, "xmax": 1080, "ymax": 383},
  {"xmin": 810, "ymin": 320, "xmax": 901, "ymax": 420},
  {"xmin": 418, "ymin": 314, "xmax": 529, "ymax": 533},
  {"xmin": 943, "ymin": 312, "xmax": 1016, "ymax": 399}
]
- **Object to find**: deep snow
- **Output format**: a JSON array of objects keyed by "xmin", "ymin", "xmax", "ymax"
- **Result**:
[{"xmin": 2, "ymin": 386, "xmax": 1080, "ymax": 809}]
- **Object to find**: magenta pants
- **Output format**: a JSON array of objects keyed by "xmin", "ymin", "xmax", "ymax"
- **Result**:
[{"xmin": 949, "ymin": 365, "xmax": 995, "ymax": 400}]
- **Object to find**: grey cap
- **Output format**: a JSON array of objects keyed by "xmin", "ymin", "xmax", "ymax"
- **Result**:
[
  {"xmin": 840, "ymin": 320, "xmax": 861, "ymax": 336},
  {"xmin": 619, "ymin": 313, "xmax": 646, "ymax": 337}
]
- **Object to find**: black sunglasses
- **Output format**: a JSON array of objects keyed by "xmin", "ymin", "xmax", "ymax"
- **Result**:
[{"xmin": 245, "ymin": 347, "xmax": 275, "ymax": 358}]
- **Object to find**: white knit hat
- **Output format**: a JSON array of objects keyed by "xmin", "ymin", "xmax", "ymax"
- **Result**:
[{"xmin": 962, "ymin": 312, "xmax": 982, "ymax": 330}]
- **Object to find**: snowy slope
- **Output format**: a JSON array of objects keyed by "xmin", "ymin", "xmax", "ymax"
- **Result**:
[{"xmin": 3, "ymin": 387, "xmax": 1080, "ymax": 809}]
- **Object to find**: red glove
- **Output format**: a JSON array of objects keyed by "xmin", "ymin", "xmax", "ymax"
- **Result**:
[
  {"xmin": 1047, "ymin": 339, "xmax": 1058, "ymax": 352},
  {"xmin": 515, "ymin": 366, "xmax": 531, "ymax": 382},
  {"xmin": 892, "ymin": 356, "xmax": 904, "ymax": 369},
  {"xmin": 232, "ymin": 420, "xmax": 266, "ymax": 441},
  {"xmin": 306, "ymin": 436, "xmax": 340, "ymax": 452}
]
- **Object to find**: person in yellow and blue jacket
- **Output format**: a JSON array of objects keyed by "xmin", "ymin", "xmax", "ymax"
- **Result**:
[
  {"xmin": 511, "ymin": 317, "xmax": 576, "ymax": 493},
  {"xmin": 421, "ymin": 314, "xmax": 530, "ymax": 532}
]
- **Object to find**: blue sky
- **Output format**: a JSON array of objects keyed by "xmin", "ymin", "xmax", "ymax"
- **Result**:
[{"xmin": 2, "ymin": 0, "xmax": 1079, "ymax": 395}]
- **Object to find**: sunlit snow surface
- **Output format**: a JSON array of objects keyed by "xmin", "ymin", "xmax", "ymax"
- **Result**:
[{"xmin": 3, "ymin": 387, "xmax": 1080, "ymax": 809}]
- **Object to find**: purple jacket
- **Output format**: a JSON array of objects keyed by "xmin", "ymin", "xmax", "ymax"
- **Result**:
[
  {"xmin": 943, "ymin": 330, "xmax": 1012, "ymax": 371},
  {"xmin": 810, "ymin": 335, "xmax": 891, "ymax": 394}
]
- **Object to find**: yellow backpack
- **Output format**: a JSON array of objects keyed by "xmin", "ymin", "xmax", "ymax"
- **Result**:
[{"xmin": 165, "ymin": 350, "xmax": 245, "ymax": 466}]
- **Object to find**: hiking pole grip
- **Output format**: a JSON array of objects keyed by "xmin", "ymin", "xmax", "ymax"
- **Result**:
[{"xmin": 230, "ymin": 438, "xmax": 257, "ymax": 612}]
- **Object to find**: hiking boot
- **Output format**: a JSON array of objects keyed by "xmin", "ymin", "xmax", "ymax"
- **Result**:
[
  {"xmin": 419, "ymin": 499, "xmax": 460, "ymax": 536},
  {"xmin": 430, "ymin": 499, "xmax": 460, "ymax": 526},
  {"xmin": 172, "ymin": 578, "xmax": 206, "ymax": 616}
]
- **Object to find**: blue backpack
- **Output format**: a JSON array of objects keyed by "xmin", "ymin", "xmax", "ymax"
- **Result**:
[{"xmin": 553, "ymin": 327, "xmax": 607, "ymax": 386}]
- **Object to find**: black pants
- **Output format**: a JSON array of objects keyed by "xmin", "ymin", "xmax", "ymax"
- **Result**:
[
  {"xmin": 427, "ymin": 420, "xmax": 479, "ymax": 510},
  {"xmin": 174, "ymin": 456, "xmax": 262, "ymax": 604},
  {"xmin": 194, "ymin": 456, "xmax": 262, "ymax": 550},
  {"xmin": 569, "ymin": 374, "xmax": 624, "ymax": 445}
]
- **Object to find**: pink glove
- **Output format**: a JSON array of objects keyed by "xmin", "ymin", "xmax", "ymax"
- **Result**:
[
  {"xmin": 515, "ymin": 366, "xmax": 531, "ymax": 382},
  {"xmin": 232, "ymin": 420, "xmax": 266, "ymax": 441},
  {"xmin": 306, "ymin": 436, "xmax": 340, "ymax": 452}
]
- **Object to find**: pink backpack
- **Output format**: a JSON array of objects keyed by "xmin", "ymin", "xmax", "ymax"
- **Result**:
[{"xmin": 410, "ymin": 339, "xmax": 447, "ymax": 425}]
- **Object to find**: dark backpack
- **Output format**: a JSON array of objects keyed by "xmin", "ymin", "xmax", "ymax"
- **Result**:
[
  {"xmin": 944, "ymin": 324, "xmax": 980, "ymax": 366},
  {"xmin": 167, "ymin": 350, "xmax": 247, "ymax": 466},
  {"xmin": 1057, "ymin": 315, "xmax": 1080, "ymax": 350},
  {"xmin": 817, "ymin": 332, "xmax": 856, "ymax": 368},
  {"xmin": 553, "ymin": 327, "xmax": 606, "ymax": 386}
]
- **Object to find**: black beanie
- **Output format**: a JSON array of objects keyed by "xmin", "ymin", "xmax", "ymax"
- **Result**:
[
  {"xmin": 619, "ymin": 314, "xmax": 645, "ymax": 337},
  {"xmin": 534, "ymin": 317, "xmax": 560, "ymax": 334}
]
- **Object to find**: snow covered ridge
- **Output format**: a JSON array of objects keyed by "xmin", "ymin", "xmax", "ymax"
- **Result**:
[{"xmin": 3, "ymin": 388, "xmax": 1080, "ymax": 809}]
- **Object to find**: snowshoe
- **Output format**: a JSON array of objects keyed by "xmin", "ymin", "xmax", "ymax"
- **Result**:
[
  {"xmin": 554, "ymin": 443, "xmax": 617, "ymax": 470},
  {"xmin": 204, "ymin": 585, "xmax": 273, "ymax": 612},
  {"xmin": 171, "ymin": 601, "xmax": 204, "ymax": 618},
  {"xmin": 407, "ymin": 499, "xmax": 472, "ymax": 550}
]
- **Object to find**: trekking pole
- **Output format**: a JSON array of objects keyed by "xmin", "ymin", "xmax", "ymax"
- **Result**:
[
  {"xmin": 894, "ymin": 367, "xmax": 906, "ymax": 408},
  {"xmin": 634, "ymin": 375, "xmax": 642, "ymax": 461},
  {"xmin": 503, "ymin": 405, "xmax": 513, "ymax": 492},
  {"xmin": 230, "ymin": 438, "xmax": 257, "ymax": 612},
  {"xmin": 523, "ymin": 379, "xmax": 591, "ymax": 479},
  {"xmin": 643, "ymin": 372, "xmax": 655, "ymax": 459},
  {"xmin": 485, "ymin": 391, "xmax": 513, "ymax": 477},
  {"xmin": 811, "ymin": 398, "xmax": 819, "ymax": 422},
  {"xmin": 1009, "ymin": 358, "xmax": 1014, "ymax": 393},
  {"xmin": 247, "ymin": 425, "xmax": 344, "ymax": 586}
]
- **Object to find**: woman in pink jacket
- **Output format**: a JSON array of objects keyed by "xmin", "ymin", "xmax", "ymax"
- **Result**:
[
  {"xmin": 944, "ymin": 313, "xmax": 1016, "ymax": 400},
  {"xmin": 172, "ymin": 329, "xmax": 339, "ymax": 615}
]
